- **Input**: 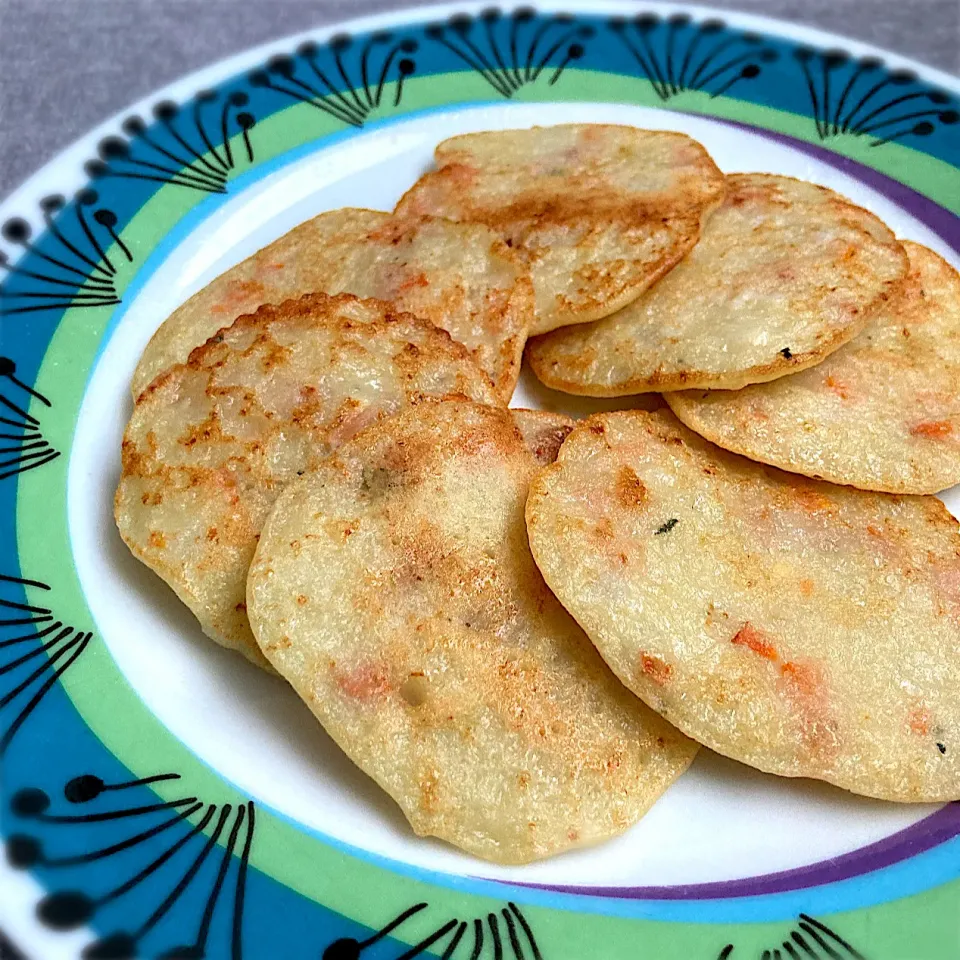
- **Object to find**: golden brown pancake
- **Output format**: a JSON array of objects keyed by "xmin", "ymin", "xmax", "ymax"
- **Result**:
[
  {"xmin": 116, "ymin": 293, "xmax": 496, "ymax": 667},
  {"xmin": 247, "ymin": 401, "xmax": 697, "ymax": 861},
  {"xmin": 527, "ymin": 409, "xmax": 960, "ymax": 802},
  {"xmin": 396, "ymin": 124, "xmax": 725, "ymax": 334},
  {"xmin": 527, "ymin": 174, "xmax": 908, "ymax": 395}
]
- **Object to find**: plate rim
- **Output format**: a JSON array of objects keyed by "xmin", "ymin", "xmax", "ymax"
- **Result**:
[
  {"xmin": 2, "ymin": 0, "xmax": 958, "ymax": 221},
  {"xmin": 1, "ymin": 3, "xmax": 959, "ymax": 957}
]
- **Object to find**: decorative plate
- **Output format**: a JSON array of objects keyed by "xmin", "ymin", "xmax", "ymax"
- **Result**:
[{"xmin": 1, "ymin": 2, "xmax": 958, "ymax": 958}]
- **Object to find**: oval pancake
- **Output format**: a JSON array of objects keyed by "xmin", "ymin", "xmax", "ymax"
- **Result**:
[
  {"xmin": 132, "ymin": 209, "xmax": 532, "ymax": 402},
  {"xmin": 246, "ymin": 401, "xmax": 697, "ymax": 863},
  {"xmin": 395, "ymin": 124, "xmax": 725, "ymax": 335},
  {"xmin": 527, "ymin": 174, "xmax": 908, "ymax": 395},
  {"xmin": 526, "ymin": 409, "xmax": 960, "ymax": 802},
  {"xmin": 667, "ymin": 242, "xmax": 960, "ymax": 494},
  {"xmin": 116, "ymin": 293, "xmax": 496, "ymax": 669}
]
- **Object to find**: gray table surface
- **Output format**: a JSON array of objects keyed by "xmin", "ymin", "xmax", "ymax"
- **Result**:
[{"xmin": 0, "ymin": 0, "xmax": 958, "ymax": 201}]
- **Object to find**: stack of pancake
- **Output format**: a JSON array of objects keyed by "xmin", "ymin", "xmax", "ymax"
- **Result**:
[{"xmin": 115, "ymin": 124, "xmax": 960, "ymax": 864}]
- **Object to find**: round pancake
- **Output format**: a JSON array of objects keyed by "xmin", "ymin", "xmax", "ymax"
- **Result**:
[
  {"xmin": 667, "ymin": 242, "xmax": 960, "ymax": 494},
  {"xmin": 131, "ymin": 208, "xmax": 532, "ymax": 402},
  {"xmin": 116, "ymin": 293, "xmax": 497, "ymax": 669},
  {"xmin": 526, "ymin": 409, "xmax": 960, "ymax": 802},
  {"xmin": 510, "ymin": 408, "xmax": 574, "ymax": 466},
  {"xmin": 246, "ymin": 401, "xmax": 697, "ymax": 863},
  {"xmin": 527, "ymin": 174, "xmax": 908, "ymax": 395},
  {"xmin": 395, "ymin": 124, "xmax": 725, "ymax": 335}
]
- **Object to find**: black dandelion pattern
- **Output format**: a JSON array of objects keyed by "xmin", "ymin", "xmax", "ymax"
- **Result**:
[
  {"xmin": 715, "ymin": 913, "xmax": 868, "ymax": 959},
  {"xmin": 793, "ymin": 47, "xmax": 958, "ymax": 146},
  {"xmin": 424, "ymin": 8, "xmax": 593, "ymax": 98},
  {"xmin": 0, "ymin": 359, "xmax": 60, "ymax": 483},
  {"xmin": 0, "ymin": 190, "xmax": 132, "ymax": 317},
  {"xmin": 83, "ymin": 91, "xmax": 256, "ymax": 195},
  {"xmin": 608, "ymin": 13, "xmax": 777, "ymax": 101},
  {"xmin": 249, "ymin": 32, "xmax": 417, "ymax": 128},
  {"xmin": 322, "ymin": 901, "xmax": 543, "ymax": 960},
  {"xmin": 0, "ymin": 574, "xmax": 88, "ymax": 754},
  {"xmin": 7, "ymin": 776, "xmax": 255, "ymax": 959}
]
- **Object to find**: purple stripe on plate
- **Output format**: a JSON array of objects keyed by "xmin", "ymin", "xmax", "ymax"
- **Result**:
[
  {"xmin": 522, "ymin": 123, "xmax": 960, "ymax": 901},
  {"xmin": 522, "ymin": 802, "xmax": 960, "ymax": 900}
]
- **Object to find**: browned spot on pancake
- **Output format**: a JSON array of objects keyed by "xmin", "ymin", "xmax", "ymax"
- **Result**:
[
  {"xmin": 792, "ymin": 486, "xmax": 834, "ymax": 513},
  {"xmin": 260, "ymin": 339, "xmax": 292, "ymax": 371},
  {"xmin": 178, "ymin": 415, "xmax": 226, "ymax": 449},
  {"xmin": 615, "ymin": 465, "xmax": 647, "ymax": 507},
  {"xmin": 593, "ymin": 518, "xmax": 615, "ymax": 540}
]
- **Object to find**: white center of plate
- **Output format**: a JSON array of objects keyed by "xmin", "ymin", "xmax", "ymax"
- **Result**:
[{"xmin": 69, "ymin": 102, "xmax": 957, "ymax": 888}]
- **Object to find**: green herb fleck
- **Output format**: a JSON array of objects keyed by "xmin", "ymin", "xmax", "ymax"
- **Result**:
[{"xmin": 655, "ymin": 518, "xmax": 679, "ymax": 536}]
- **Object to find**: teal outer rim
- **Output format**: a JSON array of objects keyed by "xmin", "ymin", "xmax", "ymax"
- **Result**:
[{"xmin": 1, "ymin": 4, "xmax": 959, "ymax": 958}]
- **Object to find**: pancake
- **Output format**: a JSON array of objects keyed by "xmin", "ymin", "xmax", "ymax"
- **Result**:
[
  {"xmin": 396, "ymin": 124, "xmax": 725, "ymax": 335},
  {"xmin": 526, "ymin": 409, "xmax": 960, "ymax": 802},
  {"xmin": 246, "ymin": 401, "xmax": 697, "ymax": 862},
  {"xmin": 511, "ymin": 409, "xmax": 575, "ymax": 466},
  {"xmin": 116, "ymin": 293, "xmax": 496, "ymax": 668},
  {"xmin": 132, "ymin": 208, "xmax": 532, "ymax": 402},
  {"xmin": 667, "ymin": 242, "xmax": 960, "ymax": 494},
  {"xmin": 527, "ymin": 174, "xmax": 908, "ymax": 395}
]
